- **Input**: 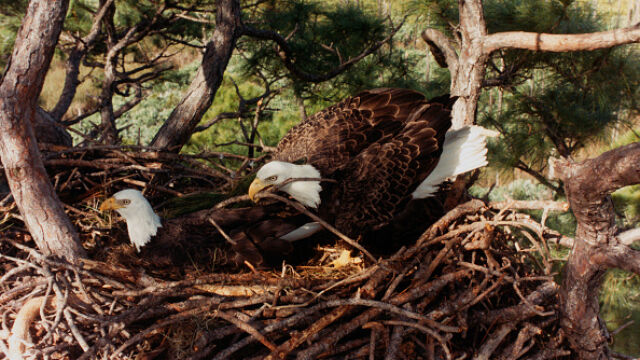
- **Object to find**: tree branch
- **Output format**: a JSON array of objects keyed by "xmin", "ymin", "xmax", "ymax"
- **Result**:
[
  {"xmin": 483, "ymin": 24, "xmax": 640, "ymax": 54},
  {"xmin": 51, "ymin": 0, "xmax": 115, "ymax": 121},
  {"xmin": 488, "ymin": 200, "xmax": 569, "ymax": 212},
  {"xmin": 421, "ymin": 28, "xmax": 459, "ymax": 71},
  {"xmin": 603, "ymin": 244, "xmax": 640, "ymax": 275},
  {"xmin": 151, "ymin": 0, "xmax": 242, "ymax": 151},
  {"xmin": 617, "ymin": 228, "xmax": 640, "ymax": 246},
  {"xmin": 241, "ymin": 19, "xmax": 403, "ymax": 83},
  {"xmin": 551, "ymin": 142, "xmax": 640, "ymax": 358}
]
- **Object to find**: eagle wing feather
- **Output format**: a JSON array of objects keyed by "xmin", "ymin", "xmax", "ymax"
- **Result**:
[
  {"xmin": 332, "ymin": 98, "xmax": 454, "ymax": 236},
  {"xmin": 274, "ymin": 88, "xmax": 429, "ymax": 176}
]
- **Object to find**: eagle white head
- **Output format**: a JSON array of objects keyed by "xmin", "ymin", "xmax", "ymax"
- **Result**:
[
  {"xmin": 99, "ymin": 189, "xmax": 162, "ymax": 252},
  {"xmin": 248, "ymin": 161, "xmax": 322, "ymax": 208}
]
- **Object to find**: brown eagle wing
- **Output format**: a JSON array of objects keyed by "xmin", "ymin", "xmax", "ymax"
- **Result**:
[
  {"xmin": 273, "ymin": 88, "xmax": 429, "ymax": 175},
  {"xmin": 331, "ymin": 99, "xmax": 454, "ymax": 237}
]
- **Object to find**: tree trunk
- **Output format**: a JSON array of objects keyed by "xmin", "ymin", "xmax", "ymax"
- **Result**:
[
  {"xmin": 450, "ymin": 0, "xmax": 490, "ymax": 129},
  {"xmin": 551, "ymin": 143, "xmax": 640, "ymax": 359},
  {"xmin": 420, "ymin": 0, "xmax": 640, "ymax": 356},
  {"xmin": 0, "ymin": 0, "xmax": 85, "ymax": 261},
  {"xmin": 151, "ymin": 0, "xmax": 241, "ymax": 152}
]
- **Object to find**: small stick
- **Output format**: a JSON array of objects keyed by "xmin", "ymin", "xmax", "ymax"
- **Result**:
[
  {"xmin": 215, "ymin": 310, "xmax": 278, "ymax": 352},
  {"xmin": 63, "ymin": 308, "xmax": 89, "ymax": 351},
  {"xmin": 214, "ymin": 194, "xmax": 251, "ymax": 209},
  {"xmin": 277, "ymin": 177, "xmax": 337, "ymax": 188},
  {"xmin": 208, "ymin": 218, "xmax": 237, "ymax": 246},
  {"xmin": 381, "ymin": 320, "xmax": 452, "ymax": 360}
]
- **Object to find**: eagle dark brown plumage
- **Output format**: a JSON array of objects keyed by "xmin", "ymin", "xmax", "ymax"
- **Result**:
[
  {"xmin": 249, "ymin": 88, "xmax": 474, "ymax": 239},
  {"xmin": 99, "ymin": 88, "xmax": 492, "ymax": 267}
]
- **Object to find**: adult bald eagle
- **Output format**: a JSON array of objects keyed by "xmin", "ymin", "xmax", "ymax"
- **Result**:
[
  {"xmin": 249, "ymin": 88, "xmax": 494, "ymax": 239},
  {"xmin": 99, "ymin": 189, "xmax": 162, "ymax": 252}
]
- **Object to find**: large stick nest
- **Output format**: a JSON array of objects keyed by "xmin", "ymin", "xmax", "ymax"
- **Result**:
[{"xmin": 0, "ymin": 147, "xmax": 571, "ymax": 359}]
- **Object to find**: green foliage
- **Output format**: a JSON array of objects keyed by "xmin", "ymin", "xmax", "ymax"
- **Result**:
[
  {"xmin": 477, "ymin": 2, "xmax": 639, "ymax": 185},
  {"xmin": 612, "ymin": 185, "xmax": 640, "ymax": 227},
  {"xmin": 242, "ymin": 1, "xmax": 387, "ymax": 84},
  {"xmin": 600, "ymin": 269, "xmax": 640, "ymax": 356},
  {"xmin": 0, "ymin": 0, "xmax": 26, "ymax": 70}
]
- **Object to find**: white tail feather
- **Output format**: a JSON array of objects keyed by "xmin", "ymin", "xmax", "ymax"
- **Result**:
[
  {"xmin": 411, "ymin": 125, "xmax": 497, "ymax": 199},
  {"xmin": 279, "ymin": 222, "xmax": 323, "ymax": 242}
]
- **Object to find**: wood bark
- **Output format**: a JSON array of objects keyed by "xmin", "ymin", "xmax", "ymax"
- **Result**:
[
  {"xmin": 483, "ymin": 26, "xmax": 640, "ymax": 53},
  {"xmin": 420, "ymin": 0, "xmax": 640, "ymax": 357},
  {"xmin": 151, "ymin": 0, "xmax": 241, "ymax": 152},
  {"xmin": 550, "ymin": 143, "xmax": 640, "ymax": 359},
  {"xmin": 0, "ymin": 0, "xmax": 85, "ymax": 260}
]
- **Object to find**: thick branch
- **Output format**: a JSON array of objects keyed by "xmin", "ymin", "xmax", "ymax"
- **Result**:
[
  {"xmin": 483, "ymin": 25, "xmax": 640, "ymax": 54},
  {"xmin": 603, "ymin": 244, "xmax": 640, "ymax": 275},
  {"xmin": 0, "ymin": 0, "xmax": 85, "ymax": 260},
  {"xmin": 50, "ymin": 0, "xmax": 115, "ymax": 120},
  {"xmin": 551, "ymin": 142, "xmax": 640, "ymax": 359},
  {"xmin": 421, "ymin": 28, "xmax": 459, "ymax": 71},
  {"xmin": 150, "ymin": 0, "xmax": 241, "ymax": 151},
  {"xmin": 617, "ymin": 228, "xmax": 640, "ymax": 246},
  {"xmin": 553, "ymin": 142, "xmax": 640, "ymax": 240}
]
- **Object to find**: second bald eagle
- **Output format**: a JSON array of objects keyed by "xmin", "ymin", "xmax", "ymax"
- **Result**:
[{"xmin": 248, "ymin": 88, "xmax": 495, "ymax": 240}]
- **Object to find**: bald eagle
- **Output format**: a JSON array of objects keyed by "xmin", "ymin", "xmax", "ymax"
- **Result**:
[
  {"xmin": 98, "ymin": 188, "xmax": 307, "ymax": 263},
  {"xmin": 248, "ymin": 88, "xmax": 494, "ymax": 240},
  {"xmin": 99, "ymin": 189, "xmax": 162, "ymax": 252}
]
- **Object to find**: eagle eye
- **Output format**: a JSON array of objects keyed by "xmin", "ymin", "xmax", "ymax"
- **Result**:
[
  {"xmin": 266, "ymin": 175, "xmax": 278, "ymax": 182},
  {"xmin": 120, "ymin": 199, "xmax": 131, "ymax": 206}
]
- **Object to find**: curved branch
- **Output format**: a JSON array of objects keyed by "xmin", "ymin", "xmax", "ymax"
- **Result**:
[
  {"xmin": 242, "ymin": 19, "xmax": 404, "ymax": 83},
  {"xmin": 604, "ymin": 244, "xmax": 640, "ymax": 275},
  {"xmin": 617, "ymin": 228, "xmax": 640, "ymax": 246},
  {"xmin": 551, "ymin": 142, "xmax": 640, "ymax": 358},
  {"xmin": 483, "ymin": 24, "xmax": 640, "ymax": 54},
  {"xmin": 421, "ymin": 28, "xmax": 459, "ymax": 72},
  {"xmin": 51, "ymin": 0, "xmax": 115, "ymax": 121}
]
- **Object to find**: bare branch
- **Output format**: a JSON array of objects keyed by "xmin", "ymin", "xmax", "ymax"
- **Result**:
[
  {"xmin": 604, "ymin": 244, "xmax": 640, "ymax": 275},
  {"xmin": 151, "ymin": 0, "xmax": 242, "ymax": 151},
  {"xmin": 51, "ymin": 0, "xmax": 115, "ymax": 120},
  {"xmin": 421, "ymin": 28, "xmax": 459, "ymax": 71},
  {"xmin": 617, "ymin": 228, "xmax": 640, "ymax": 246},
  {"xmin": 489, "ymin": 200, "xmax": 569, "ymax": 212},
  {"xmin": 113, "ymin": 85, "xmax": 143, "ymax": 119},
  {"xmin": 483, "ymin": 24, "xmax": 640, "ymax": 54}
]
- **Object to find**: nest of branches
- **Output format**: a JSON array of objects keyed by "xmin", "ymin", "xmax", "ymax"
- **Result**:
[
  {"xmin": 0, "ymin": 147, "xmax": 574, "ymax": 359},
  {"xmin": 36, "ymin": 143, "xmax": 264, "ymax": 200}
]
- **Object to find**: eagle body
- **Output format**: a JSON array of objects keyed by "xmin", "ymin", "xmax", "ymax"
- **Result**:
[{"xmin": 249, "ymin": 88, "xmax": 491, "ymax": 238}]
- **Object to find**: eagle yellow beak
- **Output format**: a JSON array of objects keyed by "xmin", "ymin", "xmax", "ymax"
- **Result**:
[
  {"xmin": 99, "ymin": 197, "xmax": 123, "ymax": 212},
  {"xmin": 248, "ymin": 178, "xmax": 268, "ymax": 202}
]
